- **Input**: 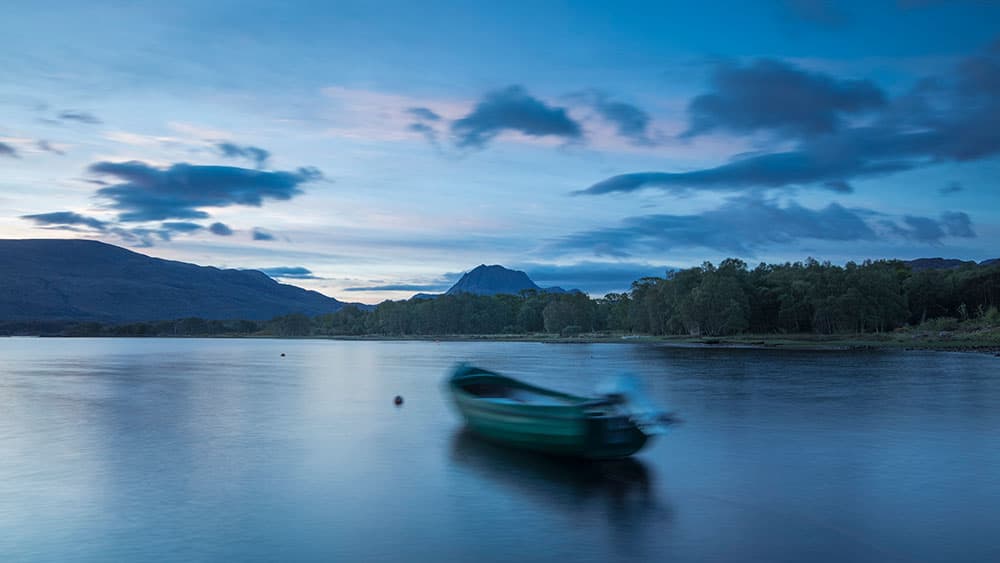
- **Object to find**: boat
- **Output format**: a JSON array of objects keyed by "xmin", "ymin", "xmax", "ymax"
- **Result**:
[{"xmin": 445, "ymin": 363, "xmax": 676, "ymax": 459}]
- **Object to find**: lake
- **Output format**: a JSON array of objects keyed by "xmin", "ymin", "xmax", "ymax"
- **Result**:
[{"xmin": 1, "ymin": 338, "xmax": 998, "ymax": 562}]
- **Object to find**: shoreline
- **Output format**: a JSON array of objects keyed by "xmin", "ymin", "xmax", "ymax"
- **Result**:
[
  {"xmin": 323, "ymin": 333, "xmax": 1000, "ymax": 354},
  {"xmin": 26, "ymin": 331, "xmax": 1000, "ymax": 355}
]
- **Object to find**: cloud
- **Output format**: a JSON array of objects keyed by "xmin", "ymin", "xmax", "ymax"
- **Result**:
[
  {"xmin": 683, "ymin": 59, "xmax": 885, "ymax": 139},
  {"xmin": 216, "ymin": 142, "xmax": 271, "ymax": 168},
  {"xmin": 879, "ymin": 212, "xmax": 975, "ymax": 242},
  {"xmin": 160, "ymin": 221, "xmax": 204, "ymax": 233},
  {"xmin": 36, "ymin": 140, "xmax": 65, "ymax": 155},
  {"xmin": 20, "ymin": 212, "xmax": 222, "ymax": 246},
  {"xmin": 582, "ymin": 45, "xmax": 1000, "ymax": 196},
  {"xmin": 451, "ymin": 85, "xmax": 583, "ymax": 148},
  {"xmin": 408, "ymin": 122, "xmax": 439, "ymax": 144},
  {"xmin": 517, "ymin": 261, "xmax": 674, "ymax": 295},
  {"xmin": 344, "ymin": 283, "xmax": 450, "ymax": 292},
  {"xmin": 343, "ymin": 271, "xmax": 462, "ymax": 293},
  {"xmin": 58, "ymin": 110, "xmax": 102, "ymax": 125},
  {"xmin": 106, "ymin": 226, "xmax": 167, "ymax": 248},
  {"xmin": 939, "ymin": 181, "xmax": 963, "ymax": 195},
  {"xmin": 574, "ymin": 147, "xmax": 901, "ymax": 195},
  {"xmin": 823, "ymin": 180, "xmax": 853, "ymax": 193},
  {"xmin": 88, "ymin": 160, "xmax": 322, "ymax": 222},
  {"xmin": 209, "ymin": 222, "xmax": 233, "ymax": 236},
  {"xmin": 21, "ymin": 211, "xmax": 108, "ymax": 230},
  {"xmin": 252, "ymin": 228, "xmax": 276, "ymax": 241},
  {"xmin": 587, "ymin": 92, "xmax": 656, "ymax": 146},
  {"xmin": 940, "ymin": 211, "xmax": 975, "ymax": 238},
  {"xmin": 0, "ymin": 141, "xmax": 19, "ymax": 158},
  {"xmin": 258, "ymin": 266, "xmax": 320, "ymax": 279},
  {"xmin": 896, "ymin": 215, "xmax": 946, "ymax": 242},
  {"xmin": 556, "ymin": 196, "xmax": 973, "ymax": 256},
  {"xmin": 18, "ymin": 211, "xmax": 200, "ymax": 247},
  {"xmin": 407, "ymin": 107, "xmax": 441, "ymax": 121}
]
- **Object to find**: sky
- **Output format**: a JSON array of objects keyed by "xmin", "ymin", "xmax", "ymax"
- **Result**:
[{"xmin": 1, "ymin": 0, "xmax": 998, "ymax": 303}]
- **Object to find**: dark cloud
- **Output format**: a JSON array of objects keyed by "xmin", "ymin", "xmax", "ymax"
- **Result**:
[
  {"xmin": 588, "ymin": 92, "xmax": 656, "ymax": 146},
  {"xmin": 823, "ymin": 180, "xmax": 853, "ymax": 193},
  {"xmin": 209, "ymin": 222, "xmax": 233, "ymax": 236},
  {"xmin": 0, "ymin": 141, "xmax": 19, "ymax": 158},
  {"xmin": 941, "ymin": 211, "xmax": 975, "ymax": 238},
  {"xmin": 557, "ymin": 196, "xmax": 973, "ymax": 256},
  {"xmin": 88, "ymin": 160, "xmax": 322, "ymax": 222},
  {"xmin": 252, "ymin": 228, "xmax": 276, "ymax": 241},
  {"xmin": 939, "ymin": 181, "xmax": 964, "ymax": 195},
  {"xmin": 575, "ymin": 147, "xmax": 901, "ymax": 195},
  {"xmin": 58, "ymin": 110, "xmax": 102, "ymax": 125},
  {"xmin": 684, "ymin": 59, "xmax": 885, "ymax": 139},
  {"xmin": 451, "ymin": 85, "xmax": 583, "ymax": 148},
  {"xmin": 258, "ymin": 266, "xmax": 320, "ymax": 280},
  {"xmin": 408, "ymin": 122, "xmax": 439, "ymax": 144},
  {"xmin": 781, "ymin": 0, "xmax": 851, "ymax": 28},
  {"xmin": 161, "ymin": 221, "xmax": 204, "ymax": 233},
  {"xmin": 408, "ymin": 107, "xmax": 444, "ymax": 145},
  {"xmin": 20, "ymin": 212, "xmax": 219, "ymax": 246},
  {"xmin": 879, "ymin": 212, "xmax": 975, "ymax": 243},
  {"xmin": 407, "ymin": 107, "xmax": 441, "ymax": 121},
  {"xmin": 898, "ymin": 216, "xmax": 945, "ymax": 242},
  {"xmin": 21, "ymin": 211, "xmax": 108, "ymax": 230},
  {"xmin": 216, "ymin": 142, "xmax": 271, "ymax": 168},
  {"xmin": 36, "ymin": 140, "xmax": 65, "ymax": 155},
  {"xmin": 583, "ymin": 45, "xmax": 1000, "ymax": 196},
  {"xmin": 106, "ymin": 226, "xmax": 167, "ymax": 248}
]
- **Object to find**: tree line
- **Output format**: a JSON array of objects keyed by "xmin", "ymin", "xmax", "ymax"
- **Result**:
[{"xmin": 9, "ymin": 258, "xmax": 999, "ymax": 338}]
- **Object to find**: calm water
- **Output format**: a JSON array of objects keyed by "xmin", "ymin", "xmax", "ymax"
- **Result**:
[{"xmin": 1, "ymin": 338, "xmax": 998, "ymax": 562}]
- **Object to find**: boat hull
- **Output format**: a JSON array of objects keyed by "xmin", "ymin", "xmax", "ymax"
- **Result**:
[{"xmin": 447, "ymin": 365, "xmax": 650, "ymax": 459}]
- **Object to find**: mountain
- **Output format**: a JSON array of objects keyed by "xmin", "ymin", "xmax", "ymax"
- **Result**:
[
  {"xmin": 904, "ymin": 257, "xmax": 981, "ymax": 271},
  {"xmin": 440, "ymin": 264, "xmax": 577, "ymax": 297},
  {"xmin": 0, "ymin": 239, "xmax": 357, "ymax": 322},
  {"xmin": 446, "ymin": 264, "xmax": 539, "ymax": 296}
]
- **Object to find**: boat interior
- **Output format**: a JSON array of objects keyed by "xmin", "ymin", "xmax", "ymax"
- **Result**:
[{"xmin": 458, "ymin": 380, "xmax": 577, "ymax": 406}]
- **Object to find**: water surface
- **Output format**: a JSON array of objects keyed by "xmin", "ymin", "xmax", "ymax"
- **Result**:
[{"xmin": 1, "ymin": 338, "xmax": 998, "ymax": 562}]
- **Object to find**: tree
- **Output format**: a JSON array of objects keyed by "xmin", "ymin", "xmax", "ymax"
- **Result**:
[{"xmin": 542, "ymin": 300, "xmax": 576, "ymax": 333}]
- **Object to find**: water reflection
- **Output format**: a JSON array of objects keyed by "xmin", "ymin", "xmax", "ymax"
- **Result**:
[{"xmin": 450, "ymin": 429, "xmax": 670, "ymax": 552}]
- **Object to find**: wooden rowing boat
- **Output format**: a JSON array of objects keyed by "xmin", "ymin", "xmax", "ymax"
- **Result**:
[{"xmin": 445, "ymin": 363, "xmax": 674, "ymax": 459}]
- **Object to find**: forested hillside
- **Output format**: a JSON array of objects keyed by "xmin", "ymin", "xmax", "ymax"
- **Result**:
[{"xmin": 43, "ymin": 257, "xmax": 999, "ymax": 338}]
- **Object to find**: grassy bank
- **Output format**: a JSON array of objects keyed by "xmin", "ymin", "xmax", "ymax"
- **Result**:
[
  {"xmin": 16, "ymin": 321, "xmax": 1000, "ymax": 355},
  {"xmin": 315, "ymin": 326, "xmax": 1000, "ymax": 354}
]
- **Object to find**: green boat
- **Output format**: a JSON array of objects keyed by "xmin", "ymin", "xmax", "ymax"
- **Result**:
[{"xmin": 446, "ymin": 363, "xmax": 676, "ymax": 459}]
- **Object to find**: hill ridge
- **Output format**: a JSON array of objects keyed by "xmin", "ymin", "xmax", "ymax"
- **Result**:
[{"xmin": 0, "ymin": 239, "xmax": 355, "ymax": 322}]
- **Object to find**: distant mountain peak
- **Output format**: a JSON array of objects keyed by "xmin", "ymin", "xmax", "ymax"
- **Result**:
[
  {"xmin": 439, "ymin": 264, "xmax": 578, "ymax": 297},
  {"xmin": 446, "ymin": 264, "xmax": 540, "ymax": 296}
]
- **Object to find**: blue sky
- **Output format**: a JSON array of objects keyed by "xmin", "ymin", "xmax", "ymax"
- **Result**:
[{"xmin": 2, "ymin": 0, "xmax": 998, "ymax": 303}]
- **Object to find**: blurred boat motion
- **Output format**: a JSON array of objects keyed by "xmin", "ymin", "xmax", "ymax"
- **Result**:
[{"xmin": 445, "ymin": 363, "xmax": 678, "ymax": 459}]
